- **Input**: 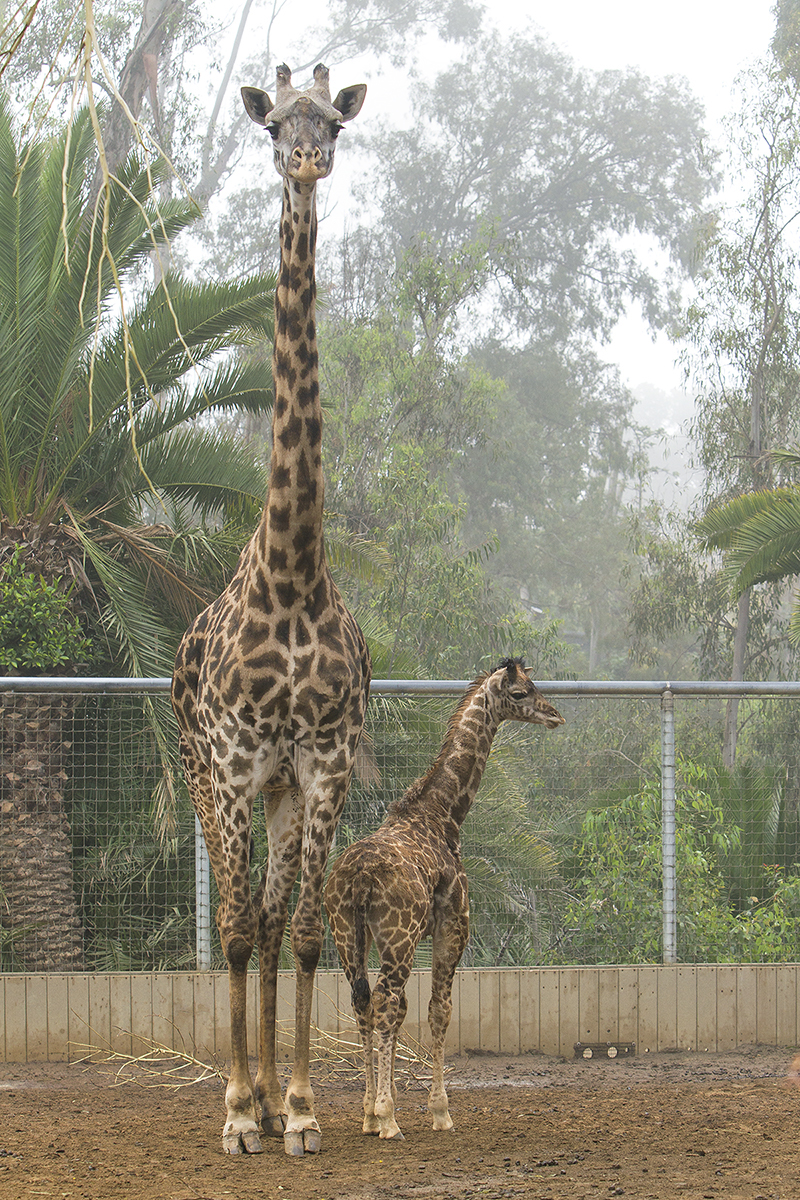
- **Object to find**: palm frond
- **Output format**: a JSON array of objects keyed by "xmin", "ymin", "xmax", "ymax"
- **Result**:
[
  {"xmin": 695, "ymin": 486, "xmax": 800, "ymax": 595},
  {"xmin": 65, "ymin": 515, "xmax": 178, "ymax": 676},
  {"xmin": 135, "ymin": 426, "xmax": 268, "ymax": 520}
]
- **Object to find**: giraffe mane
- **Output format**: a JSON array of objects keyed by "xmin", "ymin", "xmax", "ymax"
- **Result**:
[{"xmin": 389, "ymin": 662, "xmax": 523, "ymax": 817}]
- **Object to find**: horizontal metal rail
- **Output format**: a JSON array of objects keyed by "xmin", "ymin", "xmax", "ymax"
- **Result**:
[{"xmin": 4, "ymin": 676, "xmax": 800, "ymax": 697}]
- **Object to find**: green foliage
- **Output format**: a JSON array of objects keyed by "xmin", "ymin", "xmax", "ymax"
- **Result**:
[
  {"xmin": 0, "ymin": 547, "xmax": 91, "ymax": 673},
  {"xmin": 627, "ymin": 505, "xmax": 792, "ymax": 679},
  {"xmin": 321, "ymin": 248, "xmax": 575, "ymax": 678},
  {"xmin": 695, "ymin": 470, "xmax": 800, "ymax": 648},
  {"xmin": 67, "ymin": 695, "xmax": 199, "ymax": 971},
  {"xmin": 554, "ymin": 763, "xmax": 800, "ymax": 966},
  {"xmin": 458, "ymin": 340, "xmax": 651, "ymax": 675},
  {"xmin": 730, "ymin": 866, "xmax": 800, "ymax": 960}
]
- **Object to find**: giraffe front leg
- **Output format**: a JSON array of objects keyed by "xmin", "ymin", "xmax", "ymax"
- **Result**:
[
  {"xmin": 254, "ymin": 897, "xmax": 290, "ymax": 1139},
  {"xmin": 281, "ymin": 813, "xmax": 330, "ymax": 1156},
  {"xmin": 255, "ymin": 788, "xmax": 303, "ymax": 1139},
  {"xmin": 216, "ymin": 795, "xmax": 263, "ymax": 1155},
  {"xmin": 222, "ymin": 955, "xmax": 263, "ymax": 1154},
  {"xmin": 283, "ymin": 924, "xmax": 322, "ymax": 1155},
  {"xmin": 184, "ymin": 757, "xmax": 263, "ymax": 1151}
]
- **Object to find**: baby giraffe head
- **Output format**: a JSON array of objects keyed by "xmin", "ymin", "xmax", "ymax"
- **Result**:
[
  {"xmin": 242, "ymin": 63, "xmax": 366, "ymax": 184},
  {"xmin": 494, "ymin": 657, "xmax": 565, "ymax": 729}
]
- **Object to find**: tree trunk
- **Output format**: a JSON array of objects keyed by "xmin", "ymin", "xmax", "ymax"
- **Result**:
[
  {"xmin": 722, "ymin": 588, "xmax": 751, "ymax": 770},
  {"xmin": 0, "ymin": 693, "xmax": 84, "ymax": 970},
  {"xmin": 90, "ymin": 0, "xmax": 183, "ymax": 199}
]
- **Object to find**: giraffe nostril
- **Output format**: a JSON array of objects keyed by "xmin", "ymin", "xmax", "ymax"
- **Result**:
[{"xmin": 292, "ymin": 146, "xmax": 322, "ymax": 164}]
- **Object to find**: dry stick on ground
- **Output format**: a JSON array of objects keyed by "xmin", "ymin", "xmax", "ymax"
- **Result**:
[{"xmin": 67, "ymin": 990, "xmax": 439, "ymax": 1091}]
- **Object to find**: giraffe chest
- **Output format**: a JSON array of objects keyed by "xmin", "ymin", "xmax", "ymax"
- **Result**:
[{"xmin": 192, "ymin": 618, "xmax": 366, "ymax": 787}]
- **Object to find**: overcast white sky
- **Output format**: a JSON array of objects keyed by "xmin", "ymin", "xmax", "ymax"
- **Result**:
[{"xmin": 510, "ymin": 0, "xmax": 774, "ymax": 127}]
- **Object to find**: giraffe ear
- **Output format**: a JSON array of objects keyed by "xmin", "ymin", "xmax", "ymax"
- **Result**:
[
  {"xmin": 332, "ymin": 84, "xmax": 367, "ymax": 122},
  {"xmin": 241, "ymin": 86, "xmax": 275, "ymax": 126}
]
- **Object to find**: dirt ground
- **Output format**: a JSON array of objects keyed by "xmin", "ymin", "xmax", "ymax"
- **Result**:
[{"xmin": 0, "ymin": 1045, "xmax": 798, "ymax": 1200}]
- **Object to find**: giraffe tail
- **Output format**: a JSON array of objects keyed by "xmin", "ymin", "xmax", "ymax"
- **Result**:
[{"xmin": 351, "ymin": 876, "xmax": 372, "ymax": 1015}]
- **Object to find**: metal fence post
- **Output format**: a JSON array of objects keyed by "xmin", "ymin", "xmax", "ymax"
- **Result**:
[
  {"xmin": 195, "ymin": 815, "xmax": 212, "ymax": 970},
  {"xmin": 661, "ymin": 688, "xmax": 677, "ymax": 964}
]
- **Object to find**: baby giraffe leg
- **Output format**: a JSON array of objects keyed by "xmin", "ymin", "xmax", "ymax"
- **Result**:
[
  {"xmin": 371, "ymin": 979, "xmax": 404, "ymax": 1140},
  {"xmin": 427, "ymin": 921, "xmax": 466, "ymax": 1131},
  {"xmin": 353, "ymin": 986, "xmax": 379, "ymax": 1133}
]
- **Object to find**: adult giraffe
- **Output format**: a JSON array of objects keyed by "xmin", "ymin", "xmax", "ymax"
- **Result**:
[{"xmin": 171, "ymin": 63, "xmax": 369, "ymax": 1158}]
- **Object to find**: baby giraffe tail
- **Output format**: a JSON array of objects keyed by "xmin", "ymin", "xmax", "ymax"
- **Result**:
[{"xmin": 350, "ymin": 876, "xmax": 372, "ymax": 1015}]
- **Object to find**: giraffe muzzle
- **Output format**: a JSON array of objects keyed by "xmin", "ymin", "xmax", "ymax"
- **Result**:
[{"xmin": 289, "ymin": 145, "xmax": 330, "ymax": 182}]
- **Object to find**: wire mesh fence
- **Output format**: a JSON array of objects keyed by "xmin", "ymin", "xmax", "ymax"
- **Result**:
[{"xmin": 1, "ymin": 678, "xmax": 799, "ymax": 973}]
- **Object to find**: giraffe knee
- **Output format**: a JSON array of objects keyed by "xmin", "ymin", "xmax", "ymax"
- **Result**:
[
  {"xmin": 224, "ymin": 932, "xmax": 255, "ymax": 971},
  {"xmin": 352, "ymin": 976, "xmax": 371, "ymax": 1015},
  {"xmin": 291, "ymin": 918, "xmax": 323, "ymax": 973}
]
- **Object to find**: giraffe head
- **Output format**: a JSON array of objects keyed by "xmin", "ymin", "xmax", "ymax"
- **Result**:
[
  {"xmin": 242, "ymin": 63, "xmax": 366, "ymax": 184},
  {"xmin": 492, "ymin": 657, "xmax": 565, "ymax": 729}
]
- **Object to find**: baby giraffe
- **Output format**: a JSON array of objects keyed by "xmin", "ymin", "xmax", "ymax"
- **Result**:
[{"xmin": 324, "ymin": 658, "xmax": 564, "ymax": 1140}]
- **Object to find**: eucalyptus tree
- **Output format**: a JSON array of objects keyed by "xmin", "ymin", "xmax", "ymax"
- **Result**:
[
  {"xmin": 352, "ymin": 28, "xmax": 716, "ymax": 344},
  {"xmin": 683, "ymin": 63, "xmax": 800, "ymax": 762},
  {"xmin": 0, "ymin": 100, "xmax": 275, "ymax": 969}
]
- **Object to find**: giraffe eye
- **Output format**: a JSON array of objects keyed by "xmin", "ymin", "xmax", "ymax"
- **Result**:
[
  {"xmin": 265, "ymin": 121, "xmax": 280, "ymax": 140},
  {"xmin": 509, "ymin": 687, "xmax": 528, "ymax": 700},
  {"xmin": 331, "ymin": 121, "xmax": 344, "ymax": 139}
]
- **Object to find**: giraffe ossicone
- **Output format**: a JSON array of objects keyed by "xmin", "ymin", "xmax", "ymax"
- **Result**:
[
  {"xmin": 172, "ymin": 62, "xmax": 369, "ymax": 1159},
  {"xmin": 324, "ymin": 658, "xmax": 565, "ymax": 1141}
]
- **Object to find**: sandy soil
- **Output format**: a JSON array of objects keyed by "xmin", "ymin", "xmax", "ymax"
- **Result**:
[{"xmin": 0, "ymin": 1045, "xmax": 798, "ymax": 1199}]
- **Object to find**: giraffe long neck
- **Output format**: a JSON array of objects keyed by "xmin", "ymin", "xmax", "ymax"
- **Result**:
[
  {"xmin": 257, "ymin": 179, "xmax": 325, "ymax": 586},
  {"xmin": 397, "ymin": 684, "xmax": 500, "ymax": 833}
]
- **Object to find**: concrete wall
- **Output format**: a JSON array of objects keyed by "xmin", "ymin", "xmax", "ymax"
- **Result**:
[{"xmin": 2, "ymin": 965, "xmax": 799, "ymax": 1063}]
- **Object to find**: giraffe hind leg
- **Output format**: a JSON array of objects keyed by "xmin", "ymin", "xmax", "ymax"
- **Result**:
[
  {"xmin": 351, "ymin": 964, "xmax": 380, "ymax": 1133},
  {"xmin": 282, "ymin": 777, "xmax": 354, "ymax": 1156},
  {"xmin": 371, "ymin": 976, "xmax": 406, "ymax": 1140}
]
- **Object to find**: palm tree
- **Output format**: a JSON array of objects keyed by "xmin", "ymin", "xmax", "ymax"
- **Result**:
[{"xmin": 0, "ymin": 98, "xmax": 276, "ymax": 969}]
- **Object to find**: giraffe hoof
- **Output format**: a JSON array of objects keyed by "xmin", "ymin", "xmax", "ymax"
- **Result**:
[
  {"xmin": 223, "ymin": 1129, "xmax": 263, "ymax": 1155},
  {"xmin": 283, "ymin": 1127, "xmax": 322, "ymax": 1156},
  {"xmin": 303, "ymin": 1128, "xmax": 322, "ymax": 1154},
  {"xmin": 262, "ymin": 1112, "xmax": 288, "ymax": 1137},
  {"xmin": 284, "ymin": 1130, "xmax": 306, "ymax": 1156},
  {"xmin": 242, "ymin": 1130, "xmax": 264, "ymax": 1154}
]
